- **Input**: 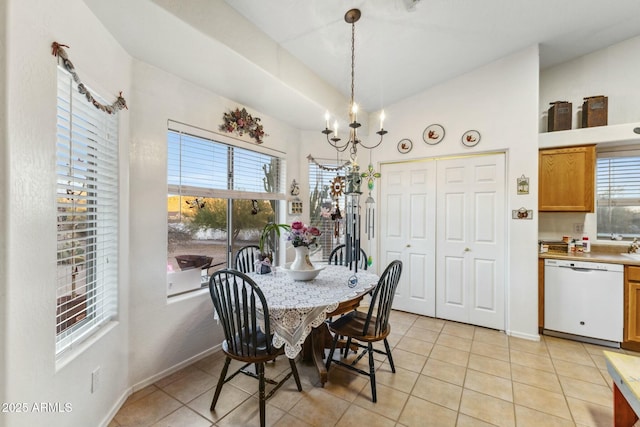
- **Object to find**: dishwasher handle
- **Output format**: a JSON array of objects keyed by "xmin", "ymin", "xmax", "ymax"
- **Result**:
[{"xmin": 558, "ymin": 265, "xmax": 600, "ymax": 273}]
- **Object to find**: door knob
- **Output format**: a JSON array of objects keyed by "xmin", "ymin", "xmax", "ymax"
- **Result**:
[
  {"xmin": 406, "ymin": 244, "xmax": 411, "ymax": 248},
  {"xmin": 464, "ymin": 247, "xmax": 471, "ymax": 252}
]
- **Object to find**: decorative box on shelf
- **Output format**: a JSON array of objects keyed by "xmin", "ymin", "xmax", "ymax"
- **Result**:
[
  {"xmin": 582, "ymin": 96, "xmax": 608, "ymax": 128},
  {"xmin": 548, "ymin": 101, "xmax": 572, "ymax": 132}
]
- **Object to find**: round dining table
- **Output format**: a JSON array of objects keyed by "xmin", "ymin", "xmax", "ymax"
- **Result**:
[{"xmin": 246, "ymin": 264, "xmax": 380, "ymax": 385}]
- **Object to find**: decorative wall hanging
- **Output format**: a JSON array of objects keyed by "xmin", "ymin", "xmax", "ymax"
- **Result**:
[
  {"xmin": 397, "ymin": 138, "xmax": 413, "ymax": 153},
  {"xmin": 51, "ymin": 42, "xmax": 127, "ymax": 114},
  {"xmin": 307, "ymin": 155, "xmax": 350, "ymax": 172},
  {"xmin": 423, "ymin": 124, "xmax": 445, "ymax": 145},
  {"xmin": 517, "ymin": 175, "xmax": 530, "ymax": 195},
  {"xmin": 288, "ymin": 200, "xmax": 303, "ymax": 215},
  {"xmin": 290, "ymin": 179, "xmax": 300, "ymax": 196},
  {"xmin": 512, "ymin": 208, "xmax": 533, "ymax": 219},
  {"xmin": 220, "ymin": 107, "xmax": 266, "ymax": 144},
  {"xmin": 462, "ymin": 130, "xmax": 480, "ymax": 147}
]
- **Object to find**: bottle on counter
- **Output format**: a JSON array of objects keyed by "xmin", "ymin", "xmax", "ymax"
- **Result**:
[
  {"xmin": 568, "ymin": 239, "xmax": 576, "ymax": 253},
  {"xmin": 582, "ymin": 236, "xmax": 591, "ymax": 253}
]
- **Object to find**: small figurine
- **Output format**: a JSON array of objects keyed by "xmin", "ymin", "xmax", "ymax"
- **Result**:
[{"xmin": 290, "ymin": 179, "xmax": 300, "ymax": 196}]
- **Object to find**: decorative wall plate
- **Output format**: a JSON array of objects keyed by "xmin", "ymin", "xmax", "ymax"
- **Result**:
[
  {"xmin": 397, "ymin": 138, "xmax": 413, "ymax": 154},
  {"xmin": 461, "ymin": 130, "xmax": 481, "ymax": 147},
  {"xmin": 423, "ymin": 124, "xmax": 445, "ymax": 145}
]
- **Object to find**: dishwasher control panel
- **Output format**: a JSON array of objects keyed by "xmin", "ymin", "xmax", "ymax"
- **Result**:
[{"xmin": 544, "ymin": 258, "xmax": 624, "ymax": 272}]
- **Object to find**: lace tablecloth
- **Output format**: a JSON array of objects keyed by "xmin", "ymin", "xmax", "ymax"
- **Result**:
[{"xmin": 247, "ymin": 265, "xmax": 380, "ymax": 358}]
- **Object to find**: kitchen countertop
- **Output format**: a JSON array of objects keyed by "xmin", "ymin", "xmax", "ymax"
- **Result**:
[{"xmin": 539, "ymin": 244, "xmax": 640, "ymax": 266}]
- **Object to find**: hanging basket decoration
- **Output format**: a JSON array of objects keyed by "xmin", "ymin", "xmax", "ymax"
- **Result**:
[
  {"xmin": 51, "ymin": 42, "xmax": 127, "ymax": 114},
  {"xmin": 220, "ymin": 107, "xmax": 266, "ymax": 144}
]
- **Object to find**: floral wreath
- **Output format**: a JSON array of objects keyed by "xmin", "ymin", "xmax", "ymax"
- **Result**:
[{"xmin": 220, "ymin": 107, "xmax": 266, "ymax": 144}]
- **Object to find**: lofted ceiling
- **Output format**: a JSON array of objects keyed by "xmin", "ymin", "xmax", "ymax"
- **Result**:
[{"xmin": 84, "ymin": 0, "xmax": 640, "ymax": 131}]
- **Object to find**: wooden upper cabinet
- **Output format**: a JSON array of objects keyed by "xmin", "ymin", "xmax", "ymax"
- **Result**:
[{"xmin": 539, "ymin": 145, "xmax": 595, "ymax": 212}]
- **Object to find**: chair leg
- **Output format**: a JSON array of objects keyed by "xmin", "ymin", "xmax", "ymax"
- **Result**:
[
  {"xmin": 343, "ymin": 337, "xmax": 352, "ymax": 358},
  {"xmin": 383, "ymin": 338, "xmax": 395, "ymax": 373},
  {"xmin": 289, "ymin": 357, "xmax": 302, "ymax": 391},
  {"xmin": 210, "ymin": 356, "xmax": 231, "ymax": 410},
  {"xmin": 325, "ymin": 333, "xmax": 340, "ymax": 371},
  {"xmin": 368, "ymin": 342, "xmax": 377, "ymax": 403},
  {"xmin": 257, "ymin": 362, "xmax": 266, "ymax": 427}
]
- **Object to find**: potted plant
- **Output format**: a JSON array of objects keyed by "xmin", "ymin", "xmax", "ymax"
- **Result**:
[{"xmin": 258, "ymin": 222, "xmax": 291, "ymax": 272}]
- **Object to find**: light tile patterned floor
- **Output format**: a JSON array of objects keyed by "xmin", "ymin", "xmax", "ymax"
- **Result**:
[{"xmin": 108, "ymin": 311, "xmax": 633, "ymax": 427}]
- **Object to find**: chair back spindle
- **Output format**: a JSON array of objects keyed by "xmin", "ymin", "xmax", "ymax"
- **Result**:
[
  {"xmin": 363, "ymin": 260, "xmax": 402, "ymax": 337},
  {"xmin": 209, "ymin": 269, "xmax": 273, "ymax": 358}
]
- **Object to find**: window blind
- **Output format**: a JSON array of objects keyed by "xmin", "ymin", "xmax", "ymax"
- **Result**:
[
  {"xmin": 55, "ymin": 66, "xmax": 119, "ymax": 356},
  {"xmin": 167, "ymin": 130, "xmax": 285, "ymax": 200},
  {"xmin": 596, "ymin": 146, "xmax": 640, "ymax": 238}
]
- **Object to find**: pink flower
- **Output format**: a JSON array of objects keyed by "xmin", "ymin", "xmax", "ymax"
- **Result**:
[
  {"xmin": 309, "ymin": 227, "xmax": 321, "ymax": 236},
  {"xmin": 291, "ymin": 221, "xmax": 304, "ymax": 230}
]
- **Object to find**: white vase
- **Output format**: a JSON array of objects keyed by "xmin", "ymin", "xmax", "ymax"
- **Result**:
[{"xmin": 291, "ymin": 246, "xmax": 314, "ymax": 271}]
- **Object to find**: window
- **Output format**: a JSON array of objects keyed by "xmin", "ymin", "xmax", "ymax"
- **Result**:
[
  {"xmin": 308, "ymin": 159, "xmax": 346, "ymax": 261},
  {"xmin": 167, "ymin": 125, "xmax": 285, "ymax": 295},
  {"xmin": 596, "ymin": 146, "xmax": 640, "ymax": 239},
  {"xmin": 55, "ymin": 67, "xmax": 119, "ymax": 356}
]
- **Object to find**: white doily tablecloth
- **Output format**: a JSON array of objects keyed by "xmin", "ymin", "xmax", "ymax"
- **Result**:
[{"xmin": 247, "ymin": 265, "xmax": 379, "ymax": 358}]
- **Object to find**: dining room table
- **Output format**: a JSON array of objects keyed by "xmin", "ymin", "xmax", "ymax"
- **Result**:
[{"xmin": 246, "ymin": 264, "xmax": 380, "ymax": 386}]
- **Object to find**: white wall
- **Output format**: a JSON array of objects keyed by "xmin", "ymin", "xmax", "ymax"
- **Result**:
[
  {"xmin": 128, "ymin": 60, "xmax": 303, "ymax": 386},
  {"xmin": 0, "ymin": 0, "xmax": 7, "ymax": 408},
  {"xmin": 539, "ymin": 35, "xmax": 640, "ymax": 243},
  {"xmin": 3, "ymin": 0, "xmax": 131, "ymax": 426},
  {"xmin": 299, "ymin": 46, "xmax": 541, "ymax": 339},
  {"xmin": 540, "ymin": 34, "xmax": 640, "ymax": 132}
]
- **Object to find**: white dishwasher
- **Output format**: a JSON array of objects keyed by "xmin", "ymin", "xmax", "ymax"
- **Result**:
[{"xmin": 544, "ymin": 259, "xmax": 623, "ymax": 347}]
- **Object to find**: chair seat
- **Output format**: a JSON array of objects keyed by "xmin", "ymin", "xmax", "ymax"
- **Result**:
[
  {"xmin": 328, "ymin": 311, "xmax": 390, "ymax": 342},
  {"xmin": 221, "ymin": 328, "xmax": 284, "ymax": 363}
]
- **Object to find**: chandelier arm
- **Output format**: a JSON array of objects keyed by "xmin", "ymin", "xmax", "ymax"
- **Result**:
[{"xmin": 357, "ymin": 129, "xmax": 388, "ymax": 150}]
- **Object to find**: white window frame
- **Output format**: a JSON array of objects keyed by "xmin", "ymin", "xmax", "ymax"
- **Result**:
[{"xmin": 55, "ymin": 66, "xmax": 119, "ymax": 357}]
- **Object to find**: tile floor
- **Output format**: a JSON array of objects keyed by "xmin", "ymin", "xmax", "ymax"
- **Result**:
[{"xmin": 108, "ymin": 311, "xmax": 632, "ymax": 427}]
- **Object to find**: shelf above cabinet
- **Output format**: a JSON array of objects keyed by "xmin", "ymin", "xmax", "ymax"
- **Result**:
[{"xmin": 539, "ymin": 122, "xmax": 640, "ymax": 149}]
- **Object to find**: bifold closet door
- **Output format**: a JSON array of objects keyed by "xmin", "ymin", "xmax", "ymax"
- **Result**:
[
  {"xmin": 435, "ymin": 153, "xmax": 506, "ymax": 330},
  {"xmin": 379, "ymin": 161, "xmax": 436, "ymax": 317}
]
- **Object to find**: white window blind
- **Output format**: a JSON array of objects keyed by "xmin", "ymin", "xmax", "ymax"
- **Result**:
[
  {"xmin": 56, "ymin": 66, "xmax": 119, "ymax": 356},
  {"xmin": 596, "ymin": 147, "xmax": 640, "ymax": 239},
  {"xmin": 167, "ymin": 130, "xmax": 285, "ymax": 200}
]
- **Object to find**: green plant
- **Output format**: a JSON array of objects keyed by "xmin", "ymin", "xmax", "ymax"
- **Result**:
[{"xmin": 259, "ymin": 222, "xmax": 291, "ymax": 261}]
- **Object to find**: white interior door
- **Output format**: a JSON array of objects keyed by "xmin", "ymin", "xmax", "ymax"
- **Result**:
[
  {"xmin": 379, "ymin": 161, "xmax": 436, "ymax": 316},
  {"xmin": 435, "ymin": 153, "xmax": 506, "ymax": 330}
]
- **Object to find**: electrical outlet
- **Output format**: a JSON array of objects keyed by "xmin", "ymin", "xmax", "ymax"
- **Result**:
[
  {"xmin": 91, "ymin": 367, "xmax": 100, "ymax": 393},
  {"xmin": 573, "ymin": 223, "xmax": 584, "ymax": 235}
]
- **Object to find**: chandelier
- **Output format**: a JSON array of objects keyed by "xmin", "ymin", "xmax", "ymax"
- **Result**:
[{"xmin": 322, "ymin": 9, "xmax": 387, "ymax": 161}]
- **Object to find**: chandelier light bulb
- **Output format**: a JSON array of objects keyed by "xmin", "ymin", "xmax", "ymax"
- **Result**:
[
  {"xmin": 380, "ymin": 111, "xmax": 385, "ymax": 130},
  {"xmin": 333, "ymin": 120, "xmax": 339, "ymax": 138},
  {"xmin": 324, "ymin": 110, "xmax": 330, "ymax": 128}
]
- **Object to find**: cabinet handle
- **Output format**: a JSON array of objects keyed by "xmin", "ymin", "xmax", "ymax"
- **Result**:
[
  {"xmin": 406, "ymin": 244, "xmax": 411, "ymax": 248},
  {"xmin": 464, "ymin": 247, "xmax": 471, "ymax": 252}
]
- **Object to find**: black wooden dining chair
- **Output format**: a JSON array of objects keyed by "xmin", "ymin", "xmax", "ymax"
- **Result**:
[
  {"xmin": 208, "ymin": 269, "xmax": 302, "ymax": 426},
  {"xmin": 328, "ymin": 244, "xmax": 368, "ymax": 270},
  {"xmin": 325, "ymin": 260, "xmax": 403, "ymax": 403},
  {"xmin": 234, "ymin": 245, "xmax": 261, "ymax": 273}
]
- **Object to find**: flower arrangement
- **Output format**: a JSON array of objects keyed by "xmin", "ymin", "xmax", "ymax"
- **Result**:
[
  {"xmin": 287, "ymin": 221, "xmax": 321, "ymax": 248},
  {"xmin": 220, "ymin": 107, "xmax": 266, "ymax": 144}
]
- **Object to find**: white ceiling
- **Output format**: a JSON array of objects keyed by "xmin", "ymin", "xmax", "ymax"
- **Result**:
[{"xmin": 84, "ymin": 0, "xmax": 640, "ymax": 130}]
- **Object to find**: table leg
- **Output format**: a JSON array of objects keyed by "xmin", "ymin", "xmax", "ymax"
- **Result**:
[{"xmin": 614, "ymin": 383, "xmax": 639, "ymax": 427}]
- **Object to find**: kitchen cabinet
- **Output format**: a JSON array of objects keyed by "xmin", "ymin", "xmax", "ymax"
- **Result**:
[
  {"xmin": 539, "ymin": 145, "xmax": 595, "ymax": 212},
  {"xmin": 623, "ymin": 266, "xmax": 640, "ymax": 351}
]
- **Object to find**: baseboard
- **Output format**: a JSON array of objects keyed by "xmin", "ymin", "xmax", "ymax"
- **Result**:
[
  {"xmin": 506, "ymin": 330, "xmax": 541, "ymax": 342},
  {"xmin": 99, "ymin": 344, "xmax": 221, "ymax": 426},
  {"xmin": 131, "ymin": 344, "xmax": 222, "ymax": 392}
]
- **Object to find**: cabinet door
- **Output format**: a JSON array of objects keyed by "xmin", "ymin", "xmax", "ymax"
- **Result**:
[
  {"xmin": 539, "ymin": 145, "xmax": 595, "ymax": 212},
  {"xmin": 625, "ymin": 266, "xmax": 640, "ymax": 344}
]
